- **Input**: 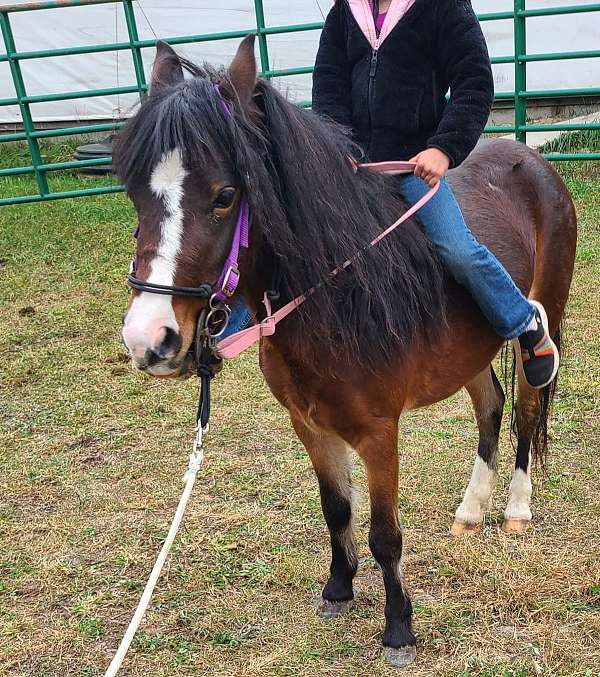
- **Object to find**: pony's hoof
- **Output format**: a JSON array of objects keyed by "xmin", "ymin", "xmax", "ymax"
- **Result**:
[
  {"xmin": 450, "ymin": 519, "xmax": 481, "ymax": 536},
  {"xmin": 315, "ymin": 597, "xmax": 353, "ymax": 619},
  {"xmin": 384, "ymin": 645, "xmax": 417, "ymax": 668},
  {"xmin": 502, "ymin": 518, "xmax": 530, "ymax": 533}
]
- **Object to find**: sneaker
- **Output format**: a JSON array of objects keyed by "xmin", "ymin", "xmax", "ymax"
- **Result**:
[{"xmin": 517, "ymin": 301, "xmax": 560, "ymax": 389}]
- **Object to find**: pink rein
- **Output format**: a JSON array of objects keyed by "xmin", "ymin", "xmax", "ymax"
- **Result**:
[{"xmin": 216, "ymin": 160, "xmax": 439, "ymax": 359}]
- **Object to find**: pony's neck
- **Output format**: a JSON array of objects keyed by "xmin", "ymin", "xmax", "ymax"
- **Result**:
[{"xmin": 229, "ymin": 82, "xmax": 445, "ymax": 369}]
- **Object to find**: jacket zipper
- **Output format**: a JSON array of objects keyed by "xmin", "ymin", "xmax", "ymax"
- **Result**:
[{"xmin": 366, "ymin": 39, "xmax": 380, "ymax": 158}]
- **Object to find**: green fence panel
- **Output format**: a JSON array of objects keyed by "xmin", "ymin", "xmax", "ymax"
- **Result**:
[
  {"xmin": 514, "ymin": 0, "xmax": 527, "ymax": 144},
  {"xmin": 254, "ymin": 0, "xmax": 271, "ymax": 75},
  {"xmin": 0, "ymin": 11, "xmax": 49, "ymax": 196},
  {"xmin": 0, "ymin": 0, "xmax": 599, "ymax": 205}
]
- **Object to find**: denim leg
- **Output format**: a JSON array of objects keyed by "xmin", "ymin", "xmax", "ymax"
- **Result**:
[
  {"xmin": 398, "ymin": 175, "xmax": 535, "ymax": 339},
  {"xmin": 221, "ymin": 297, "xmax": 253, "ymax": 339}
]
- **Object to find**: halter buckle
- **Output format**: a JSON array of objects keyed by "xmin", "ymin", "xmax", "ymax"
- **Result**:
[{"xmin": 219, "ymin": 265, "xmax": 239, "ymax": 298}]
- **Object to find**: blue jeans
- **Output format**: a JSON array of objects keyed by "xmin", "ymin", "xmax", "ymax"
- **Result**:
[
  {"xmin": 221, "ymin": 297, "xmax": 253, "ymax": 339},
  {"xmin": 399, "ymin": 175, "xmax": 534, "ymax": 339},
  {"xmin": 223, "ymin": 176, "xmax": 535, "ymax": 341}
]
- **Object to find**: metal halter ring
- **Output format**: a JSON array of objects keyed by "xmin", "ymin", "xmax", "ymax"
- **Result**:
[{"xmin": 205, "ymin": 297, "xmax": 231, "ymax": 339}]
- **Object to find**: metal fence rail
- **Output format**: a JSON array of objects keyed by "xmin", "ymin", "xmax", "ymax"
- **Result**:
[{"xmin": 1, "ymin": 0, "xmax": 599, "ymax": 205}]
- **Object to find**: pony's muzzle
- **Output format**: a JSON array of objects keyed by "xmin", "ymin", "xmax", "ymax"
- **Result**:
[{"xmin": 121, "ymin": 319, "xmax": 182, "ymax": 372}]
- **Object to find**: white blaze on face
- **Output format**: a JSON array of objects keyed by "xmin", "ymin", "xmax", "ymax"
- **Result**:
[
  {"xmin": 122, "ymin": 148, "xmax": 188, "ymax": 360},
  {"xmin": 147, "ymin": 147, "xmax": 187, "ymax": 284}
]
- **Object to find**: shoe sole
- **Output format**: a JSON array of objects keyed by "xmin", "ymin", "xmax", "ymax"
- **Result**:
[{"xmin": 526, "ymin": 300, "xmax": 560, "ymax": 389}]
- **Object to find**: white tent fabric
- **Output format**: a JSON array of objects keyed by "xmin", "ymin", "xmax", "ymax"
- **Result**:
[{"xmin": 0, "ymin": 0, "xmax": 598, "ymax": 124}]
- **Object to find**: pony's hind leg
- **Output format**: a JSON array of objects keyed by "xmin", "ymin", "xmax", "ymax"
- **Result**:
[
  {"xmin": 502, "ymin": 354, "xmax": 541, "ymax": 533},
  {"xmin": 451, "ymin": 366, "xmax": 505, "ymax": 536},
  {"xmin": 356, "ymin": 419, "xmax": 417, "ymax": 668},
  {"xmin": 291, "ymin": 419, "xmax": 358, "ymax": 618}
]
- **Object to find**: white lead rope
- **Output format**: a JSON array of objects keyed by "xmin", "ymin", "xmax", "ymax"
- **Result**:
[{"xmin": 104, "ymin": 424, "xmax": 207, "ymax": 677}]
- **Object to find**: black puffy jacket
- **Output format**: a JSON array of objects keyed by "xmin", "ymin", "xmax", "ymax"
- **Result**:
[{"xmin": 312, "ymin": 0, "xmax": 494, "ymax": 166}]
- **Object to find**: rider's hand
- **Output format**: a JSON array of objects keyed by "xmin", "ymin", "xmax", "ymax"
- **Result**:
[{"xmin": 409, "ymin": 148, "xmax": 450, "ymax": 187}]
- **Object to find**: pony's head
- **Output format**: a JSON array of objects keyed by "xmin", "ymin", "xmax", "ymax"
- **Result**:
[{"xmin": 116, "ymin": 37, "xmax": 259, "ymax": 377}]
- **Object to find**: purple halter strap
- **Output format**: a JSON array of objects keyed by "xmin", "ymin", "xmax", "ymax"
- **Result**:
[
  {"xmin": 213, "ymin": 195, "xmax": 250, "ymax": 303},
  {"xmin": 213, "ymin": 83, "xmax": 232, "ymax": 115},
  {"xmin": 212, "ymin": 83, "xmax": 251, "ymax": 303}
]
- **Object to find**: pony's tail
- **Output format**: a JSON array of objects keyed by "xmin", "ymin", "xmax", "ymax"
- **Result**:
[{"xmin": 503, "ymin": 321, "xmax": 563, "ymax": 469}]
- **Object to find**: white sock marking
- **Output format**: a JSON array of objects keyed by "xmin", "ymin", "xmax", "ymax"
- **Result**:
[
  {"xmin": 455, "ymin": 455, "xmax": 496, "ymax": 525},
  {"xmin": 505, "ymin": 458, "xmax": 532, "ymax": 522}
]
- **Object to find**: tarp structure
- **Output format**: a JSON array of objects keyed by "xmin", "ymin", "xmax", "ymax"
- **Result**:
[{"xmin": 0, "ymin": 0, "xmax": 598, "ymax": 124}]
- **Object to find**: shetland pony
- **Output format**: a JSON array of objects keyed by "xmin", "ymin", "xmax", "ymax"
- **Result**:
[{"xmin": 116, "ymin": 38, "xmax": 576, "ymax": 667}]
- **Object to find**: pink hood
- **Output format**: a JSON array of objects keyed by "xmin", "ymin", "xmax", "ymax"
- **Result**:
[{"xmin": 347, "ymin": 0, "xmax": 416, "ymax": 48}]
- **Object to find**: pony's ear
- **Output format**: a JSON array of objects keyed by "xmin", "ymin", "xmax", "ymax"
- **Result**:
[
  {"xmin": 224, "ymin": 34, "xmax": 257, "ymax": 107},
  {"xmin": 150, "ymin": 41, "xmax": 184, "ymax": 95}
]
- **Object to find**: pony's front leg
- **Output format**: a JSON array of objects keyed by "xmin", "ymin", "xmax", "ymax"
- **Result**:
[
  {"xmin": 291, "ymin": 418, "xmax": 358, "ymax": 617},
  {"xmin": 356, "ymin": 419, "xmax": 417, "ymax": 668}
]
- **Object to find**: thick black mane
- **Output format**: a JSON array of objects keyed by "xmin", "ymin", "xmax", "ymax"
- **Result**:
[{"xmin": 114, "ymin": 59, "xmax": 446, "ymax": 370}]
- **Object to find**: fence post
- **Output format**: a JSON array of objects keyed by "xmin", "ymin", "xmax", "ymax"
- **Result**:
[
  {"xmin": 122, "ymin": 0, "xmax": 147, "ymax": 103},
  {"xmin": 0, "ymin": 11, "xmax": 49, "ymax": 197},
  {"xmin": 254, "ymin": 0, "xmax": 271, "ymax": 77},
  {"xmin": 514, "ymin": 0, "xmax": 527, "ymax": 144}
]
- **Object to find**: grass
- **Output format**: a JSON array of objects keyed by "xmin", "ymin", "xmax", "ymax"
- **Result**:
[
  {"xmin": 0, "ymin": 140, "xmax": 119, "ymax": 200},
  {"xmin": 537, "ymin": 129, "xmax": 600, "ymax": 157},
  {"xmin": 1, "ymin": 151, "xmax": 599, "ymax": 676}
]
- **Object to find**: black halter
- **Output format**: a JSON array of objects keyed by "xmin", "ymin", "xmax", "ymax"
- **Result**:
[{"xmin": 127, "ymin": 274, "xmax": 213, "ymax": 299}]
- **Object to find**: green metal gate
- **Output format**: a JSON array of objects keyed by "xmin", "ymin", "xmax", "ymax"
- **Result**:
[{"xmin": 1, "ymin": 0, "xmax": 599, "ymax": 206}]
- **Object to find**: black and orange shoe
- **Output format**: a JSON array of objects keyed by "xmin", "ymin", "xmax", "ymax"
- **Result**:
[{"xmin": 517, "ymin": 301, "xmax": 559, "ymax": 389}]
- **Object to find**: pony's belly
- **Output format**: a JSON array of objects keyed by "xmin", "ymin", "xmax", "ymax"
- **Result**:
[{"xmin": 401, "ymin": 327, "xmax": 504, "ymax": 411}]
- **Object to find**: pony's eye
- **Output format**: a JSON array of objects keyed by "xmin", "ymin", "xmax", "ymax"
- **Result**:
[{"xmin": 213, "ymin": 187, "xmax": 236, "ymax": 210}]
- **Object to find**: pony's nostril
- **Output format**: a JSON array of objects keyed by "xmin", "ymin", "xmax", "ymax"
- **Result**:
[
  {"xmin": 156, "ymin": 326, "xmax": 182, "ymax": 359},
  {"xmin": 145, "ymin": 349, "xmax": 162, "ymax": 368}
]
